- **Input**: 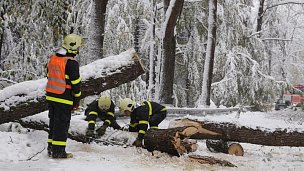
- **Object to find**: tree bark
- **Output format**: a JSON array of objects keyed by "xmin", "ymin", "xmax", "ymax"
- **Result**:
[
  {"xmin": 0, "ymin": 49, "xmax": 144, "ymax": 124},
  {"xmin": 93, "ymin": 0, "xmax": 109, "ymax": 58},
  {"xmin": 160, "ymin": 0, "xmax": 184, "ymax": 104},
  {"xmin": 200, "ymin": 0, "xmax": 217, "ymax": 106},
  {"xmin": 256, "ymin": 0, "xmax": 265, "ymax": 37},
  {"xmin": 170, "ymin": 118, "xmax": 304, "ymax": 147}
]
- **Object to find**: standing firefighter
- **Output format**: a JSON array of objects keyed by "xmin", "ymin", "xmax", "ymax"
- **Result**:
[
  {"xmin": 85, "ymin": 96, "xmax": 121, "ymax": 138},
  {"xmin": 119, "ymin": 98, "xmax": 167, "ymax": 147},
  {"xmin": 46, "ymin": 34, "xmax": 83, "ymax": 159}
]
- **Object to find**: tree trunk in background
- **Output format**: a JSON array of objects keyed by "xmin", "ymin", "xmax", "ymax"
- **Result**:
[
  {"xmin": 0, "ymin": 3, "xmax": 7, "ymax": 71},
  {"xmin": 147, "ymin": 0, "xmax": 157, "ymax": 100},
  {"xmin": 0, "ymin": 25, "xmax": 3, "ymax": 71},
  {"xmin": 256, "ymin": 0, "xmax": 265, "ymax": 37},
  {"xmin": 160, "ymin": 0, "xmax": 184, "ymax": 104},
  {"xmin": 133, "ymin": 16, "xmax": 143, "ymax": 54},
  {"xmin": 93, "ymin": 0, "xmax": 109, "ymax": 58},
  {"xmin": 200, "ymin": 0, "xmax": 217, "ymax": 106}
]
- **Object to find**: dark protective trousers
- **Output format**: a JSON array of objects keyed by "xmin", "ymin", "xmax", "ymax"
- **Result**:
[
  {"xmin": 129, "ymin": 111, "xmax": 167, "ymax": 132},
  {"xmin": 48, "ymin": 101, "xmax": 72, "ymax": 153},
  {"xmin": 149, "ymin": 111, "xmax": 167, "ymax": 127}
]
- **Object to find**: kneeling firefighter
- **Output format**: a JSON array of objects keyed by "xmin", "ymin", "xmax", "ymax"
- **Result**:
[{"xmin": 119, "ymin": 98, "xmax": 167, "ymax": 147}]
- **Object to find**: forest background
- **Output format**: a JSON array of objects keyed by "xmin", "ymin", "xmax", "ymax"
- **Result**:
[{"xmin": 1, "ymin": 0, "xmax": 304, "ymax": 111}]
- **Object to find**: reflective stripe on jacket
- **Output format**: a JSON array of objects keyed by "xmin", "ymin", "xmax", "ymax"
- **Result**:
[{"xmin": 46, "ymin": 55, "xmax": 75, "ymax": 94}]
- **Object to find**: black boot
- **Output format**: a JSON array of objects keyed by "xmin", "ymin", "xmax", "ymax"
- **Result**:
[
  {"xmin": 52, "ymin": 152, "xmax": 73, "ymax": 159},
  {"xmin": 47, "ymin": 143, "xmax": 52, "ymax": 157},
  {"xmin": 52, "ymin": 146, "xmax": 73, "ymax": 159}
]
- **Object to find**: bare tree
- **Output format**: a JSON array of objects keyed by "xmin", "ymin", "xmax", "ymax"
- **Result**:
[
  {"xmin": 160, "ymin": 0, "xmax": 184, "ymax": 104},
  {"xmin": 200, "ymin": 0, "xmax": 217, "ymax": 106},
  {"xmin": 0, "ymin": 5, "xmax": 4, "ymax": 70},
  {"xmin": 93, "ymin": 0, "xmax": 109, "ymax": 58},
  {"xmin": 256, "ymin": 0, "xmax": 265, "ymax": 37}
]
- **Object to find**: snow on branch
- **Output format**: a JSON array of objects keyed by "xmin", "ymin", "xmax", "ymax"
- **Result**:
[
  {"xmin": 211, "ymin": 46, "xmax": 286, "ymax": 110},
  {"xmin": 264, "ymin": 0, "xmax": 304, "ymax": 12}
]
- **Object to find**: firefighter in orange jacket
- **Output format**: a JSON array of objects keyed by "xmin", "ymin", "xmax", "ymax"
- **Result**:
[
  {"xmin": 45, "ymin": 34, "xmax": 83, "ymax": 159},
  {"xmin": 119, "ymin": 98, "xmax": 167, "ymax": 147}
]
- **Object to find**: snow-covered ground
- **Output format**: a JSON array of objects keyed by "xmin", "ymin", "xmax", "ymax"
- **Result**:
[{"xmin": 0, "ymin": 109, "xmax": 304, "ymax": 171}]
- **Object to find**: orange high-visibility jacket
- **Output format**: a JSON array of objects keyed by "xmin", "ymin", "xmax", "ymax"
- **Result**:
[{"xmin": 46, "ymin": 55, "xmax": 75, "ymax": 94}]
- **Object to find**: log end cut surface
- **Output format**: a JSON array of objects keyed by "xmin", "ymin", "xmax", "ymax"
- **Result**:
[{"xmin": 228, "ymin": 143, "xmax": 244, "ymax": 156}]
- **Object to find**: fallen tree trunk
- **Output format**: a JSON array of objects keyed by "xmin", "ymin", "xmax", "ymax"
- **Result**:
[
  {"xmin": 0, "ymin": 49, "xmax": 144, "ymax": 124},
  {"xmin": 170, "ymin": 118, "xmax": 304, "ymax": 147},
  {"xmin": 18, "ymin": 112, "xmax": 138, "ymax": 144},
  {"xmin": 19, "ymin": 114, "xmax": 199, "ymax": 156},
  {"xmin": 18, "ymin": 112, "xmax": 91, "ymax": 143},
  {"xmin": 18, "ymin": 112, "xmax": 201, "ymax": 157}
]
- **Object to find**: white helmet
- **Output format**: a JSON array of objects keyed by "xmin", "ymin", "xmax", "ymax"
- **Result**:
[
  {"xmin": 98, "ymin": 96, "xmax": 111, "ymax": 111},
  {"xmin": 119, "ymin": 98, "xmax": 135, "ymax": 112},
  {"xmin": 62, "ymin": 34, "xmax": 83, "ymax": 54}
]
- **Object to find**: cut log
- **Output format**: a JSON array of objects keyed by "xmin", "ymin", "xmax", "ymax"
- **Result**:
[
  {"xmin": 206, "ymin": 140, "xmax": 244, "ymax": 156},
  {"xmin": 170, "ymin": 118, "xmax": 304, "ymax": 147},
  {"xmin": 228, "ymin": 143, "xmax": 244, "ymax": 156},
  {"xmin": 144, "ymin": 127, "xmax": 199, "ymax": 156},
  {"xmin": 0, "ymin": 49, "xmax": 145, "ymax": 124},
  {"xmin": 188, "ymin": 155, "xmax": 236, "ymax": 167}
]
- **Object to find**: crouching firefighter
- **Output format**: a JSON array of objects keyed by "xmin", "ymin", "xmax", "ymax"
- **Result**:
[
  {"xmin": 119, "ymin": 98, "xmax": 167, "ymax": 147},
  {"xmin": 85, "ymin": 96, "xmax": 121, "ymax": 138},
  {"xmin": 46, "ymin": 34, "xmax": 83, "ymax": 159}
]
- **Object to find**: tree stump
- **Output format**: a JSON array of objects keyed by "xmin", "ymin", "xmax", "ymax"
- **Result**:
[
  {"xmin": 206, "ymin": 139, "xmax": 244, "ymax": 156},
  {"xmin": 144, "ymin": 127, "xmax": 199, "ymax": 156}
]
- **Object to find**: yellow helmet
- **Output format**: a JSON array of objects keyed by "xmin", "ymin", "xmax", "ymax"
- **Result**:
[
  {"xmin": 119, "ymin": 98, "xmax": 135, "ymax": 112},
  {"xmin": 62, "ymin": 34, "xmax": 83, "ymax": 53},
  {"xmin": 98, "ymin": 96, "xmax": 111, "ymax": 111}
]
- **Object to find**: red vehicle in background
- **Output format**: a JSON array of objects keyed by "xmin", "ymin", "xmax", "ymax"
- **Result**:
[{"xmin": 275, "ymin": 85, "xmax": 304, "ymax": 110}]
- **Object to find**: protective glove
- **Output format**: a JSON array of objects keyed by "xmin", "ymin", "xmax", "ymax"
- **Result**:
[
  {"xmin": 72, "ymin": 103, "xmax": 79, "ymax": 112},
  {"xmin": 132, "ymin": 138, "xmax": 143, "ymax": 147},
  {"xmin": 72, "ymin": 98, "xmax": 80, "ymax": 111},
  {"xmin": 85, "ymin": 129, "xmax": 94, "ymax": 137},
  {"xmin": 96, "ymin": 125, "xmax": 107, "ymax": 136}
]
